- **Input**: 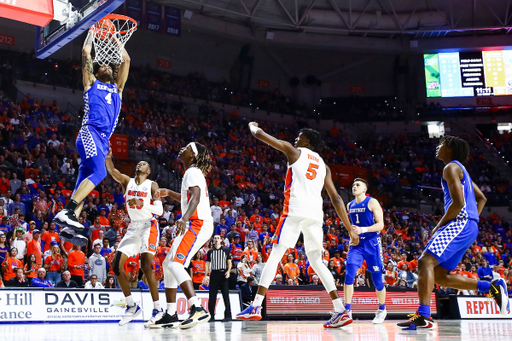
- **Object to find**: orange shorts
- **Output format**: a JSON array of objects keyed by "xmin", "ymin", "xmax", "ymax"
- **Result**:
[{"xmin": 169, "ymin": 219, "xmax": 213, "ymax": 267}]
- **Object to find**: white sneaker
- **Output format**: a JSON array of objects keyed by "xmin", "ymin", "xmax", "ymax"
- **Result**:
[
  {"xmin": 144, "ymin": 308, "xmax": 164, "ymax": 328},
  {"xmin": 372, "ymin": 309, "xmax": 387, "ymax": 324},
  {"xmin": 119, "ymin": 304, "xmax": 143, "ymax": 326}
]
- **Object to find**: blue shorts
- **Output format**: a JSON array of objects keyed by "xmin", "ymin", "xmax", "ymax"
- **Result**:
[
  {"xmin": 74, "ymin": 126, "xmax": 109, "ymax": 190},
  {"xmin": 425, "ymin": 219, "xmax": 478, "ymax": 271},
  {"xmin": 346, "ymin": 235, "xmax": 384, "ymax": 272}
]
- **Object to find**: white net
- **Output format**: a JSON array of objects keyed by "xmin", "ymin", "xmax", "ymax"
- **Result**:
[{"xmin": 91, "ymin": 15, "xmax": 137, "ymax": 66}]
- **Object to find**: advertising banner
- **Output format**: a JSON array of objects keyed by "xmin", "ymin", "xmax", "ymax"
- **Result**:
[
  {"xmin": 0, "ymin": 289, "xmax": 241, "ymax": 323},
  {"xmin": 141, "ymin": 291, "xmax": 241, "ymax": 321},
  {"xmin": 266, "ymin": 288, "xmax": 437, "ymax": 316},
  {"xmin": 457, "ymin": 296, "xmax": 512, "ymax": 319},
  {"xmin": 110, "ymin": 134, "xmax": 129, "ymax": 158}
]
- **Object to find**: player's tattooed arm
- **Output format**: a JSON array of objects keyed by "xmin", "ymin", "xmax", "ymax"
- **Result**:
[{"xmin": 82, "ymin": 30, "xmax": 96, "ymax": 90}]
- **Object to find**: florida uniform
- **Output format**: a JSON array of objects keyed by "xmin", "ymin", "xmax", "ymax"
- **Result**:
[
  {"xmin": 425, "ymin": 161, "xmax": 479, "ymax": 271},
  {"xmin": 117, "ymin": 178, "xmax": 159, "ymax": 257},
  {"xmin": 274, "ymin": 147, "xmax": 326, "ymax": 254},
  {"xmin": 346, "ymin": 196, "xmax": 384, "ymax": 273},
  {"xmin": 167, "ymin": 167, "xmax": 213, "ymax": 267}
]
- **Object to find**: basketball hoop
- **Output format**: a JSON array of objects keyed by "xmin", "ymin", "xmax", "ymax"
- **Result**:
[{"xmin": 90, "ymin": 14, "xmax": 137, "ymax": 66}]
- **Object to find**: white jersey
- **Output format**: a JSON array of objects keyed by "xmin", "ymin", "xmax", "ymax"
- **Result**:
[
  {"xmin": 125, "ymin": 178, "xmax": 154, "ymax": 221},
  {"xmin": 283, "ymin": 147, "xmax": 326, "ymax": 222},
  {"xmin": 181, "ymin": 167, "xmax": 212, "ymax": 221}
]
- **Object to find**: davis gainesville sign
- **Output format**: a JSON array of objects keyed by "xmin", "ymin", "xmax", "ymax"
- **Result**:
[{"xmin": 0, "ymin": 289, "xmax": 241, "ymax": 323}]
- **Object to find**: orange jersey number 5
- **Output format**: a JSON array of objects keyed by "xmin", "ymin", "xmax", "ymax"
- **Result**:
[{"xmin": 306, "ymin": 163, "xmax": 319, "ymax": 180}]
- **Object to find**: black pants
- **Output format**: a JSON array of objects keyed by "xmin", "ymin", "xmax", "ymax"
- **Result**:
[
  {"xmin": 208, "ymin": 271, "xmax": 231, "ymax": 320},
  {"xmin": 71, "ymin": 275, "xmax": 83, "ymax": 287}
]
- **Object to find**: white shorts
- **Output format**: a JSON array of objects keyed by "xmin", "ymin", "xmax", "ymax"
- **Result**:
[
  {"xmin": 117, "ymin": 217, "xmax": 159, "ymax": 257},
  {"xmin": 274, "ymin": 215, "xmax": 323, "ymax": 254},
  {"xmin": 165, "ymin": 219, "xmax": 213, "ymax": 268}
]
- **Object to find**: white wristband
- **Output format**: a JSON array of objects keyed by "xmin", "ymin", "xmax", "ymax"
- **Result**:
[
  {"xmin": 361, "ymin": 226, "xmax": 368, "ymax": 233},
  {"xmin": 250, "ymin": 125, "xmax": 262, "ymax": 134}
]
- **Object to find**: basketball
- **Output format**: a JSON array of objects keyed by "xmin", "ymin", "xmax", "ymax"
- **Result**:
[{"xmin": 94, "ymin": 18, "xmax": 114, "ymax": 41}]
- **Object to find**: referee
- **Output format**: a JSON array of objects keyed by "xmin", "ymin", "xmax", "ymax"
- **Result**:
[{"xmin": 206, "ymin": 234, "xmax": 232, "ymax": 321}]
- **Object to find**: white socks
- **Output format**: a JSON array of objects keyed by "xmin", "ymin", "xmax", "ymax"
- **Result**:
[
  {"xmin": 167, "ymin": 303, "xmax": 176, "ymax": 315},
  {"xmin": 126, "ymin": 295, "xmax": 134, "ymax": 307},
  {"xmin": 333, "ymin": 298, "xmax": 345, "ymax": 312},
  {"xmin": 153, "ymin": 301, "xmax": 161, "ymax": 311},
  {"xmin": 189, "ymin": 296, "xmax": 199, "ymax": 307},
  {"xmin": 253, "ymin": 294, "xmax": 264, "ymax": 308}
]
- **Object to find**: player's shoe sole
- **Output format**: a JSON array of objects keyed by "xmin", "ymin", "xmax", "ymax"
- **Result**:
[
  {"xmin": 179, "ymin": 307, "xmax": 210, "ymax": 329},
  {"xmin": 54, "ymin": 209, "xmax": 84, "ymax": 230},
  {"xmin": 59, "ymin": 229, "xmax": 88, "ymax": 247},
  {"xmin": 236, "ymin": 304, "xmax": 262, "ymax": 321},
  {"xmin": 323, "ymin": 311, "xmax": 353, "ymax": 328},
  {"xmin": 489, "ymin": 279, "xmax": 511, "ymax": 316}
]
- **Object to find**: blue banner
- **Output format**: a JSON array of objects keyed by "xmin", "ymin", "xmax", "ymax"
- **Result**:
[
  {"xmin": 126, "ymin": 0, "xmax": 143, "ymax": 27},
  {"xmin": 164, "ymin": 6, "xmax": 181, "ymax": 37},
  {"xmin": 145, "ymin": 1, "xmax": 162, "ymax": 32}
]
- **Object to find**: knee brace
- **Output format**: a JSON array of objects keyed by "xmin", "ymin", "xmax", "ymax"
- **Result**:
[
  {"xmin": 112, "ymin": 252, "xmax": 122, "ymax": 277},
  {"xmin": 344, "ymin": 264, "xmax": 359, "ymax": 285},
  {"xmin": 371, "ymin": 271, "xmax": 385, "ymax": 291}
]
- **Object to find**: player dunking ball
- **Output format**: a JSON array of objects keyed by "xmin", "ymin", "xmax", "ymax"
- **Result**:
[
  {"xmin": 56, "ymin": 30, "xmax": 130, "ymax": 246},
  {"xmin": 105, "ymin": 147, "xmax": 164, "ymax": 326},
  {"xmin": 398, "ymin": 136, "xmax": 510, "ymax": 330},
  {"xmin": 151, "ymin": 142, "xmax": 212, "ymax": 329},
  {"xmin": 344, "ymin": 178, "xmax": 386, "ymax": 324},
  {"xmin": 236, "ymin": 123, "xmax": 360, "ymax": 328}
]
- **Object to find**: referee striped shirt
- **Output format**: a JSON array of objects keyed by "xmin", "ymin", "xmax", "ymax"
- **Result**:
[{"xmin": 206, "ymin": 246, "xmax": 231, "ymax": 271}]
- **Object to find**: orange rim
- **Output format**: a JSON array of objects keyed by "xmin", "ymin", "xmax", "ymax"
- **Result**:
[{"xmin": 91, "ymin": 14, "xmax": 137, "ymax": 35}]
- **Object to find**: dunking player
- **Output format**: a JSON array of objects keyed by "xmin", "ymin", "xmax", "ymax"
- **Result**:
[
  {"xmin": 56, "ymin": 30, "xmax": 130, "ymax": 246},
  {"xmin": 344, "ymin": 178, "xmax": 386, "ymax": 324},
  {"xmin": 105, "ymin": 147, "xmax": 163, "ymax": 326},
  {"xmin": 236, "ymin": 123, "xmax": 360, "ymax": 328},
  {"xmin": 151, "ymin": 142, "xmax": 212, "ymax": 329},
  {"xmin": 398, "ymin": 136, "xmax": 510, "ymax": 329}
]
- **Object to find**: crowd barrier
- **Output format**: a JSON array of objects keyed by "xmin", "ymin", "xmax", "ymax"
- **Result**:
[{"xmin": 0, "ymin": 288, "xmax": 241, "ymax": 323}]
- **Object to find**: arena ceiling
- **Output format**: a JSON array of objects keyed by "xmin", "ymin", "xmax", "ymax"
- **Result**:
[{"xmin": 155, "ymin": 0, "xmax": 512, "ymax": 38}]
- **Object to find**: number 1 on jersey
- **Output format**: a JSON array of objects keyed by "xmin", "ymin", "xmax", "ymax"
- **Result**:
[
  {"xmin": 306, "ymin": 163, "xmax": 319, "ymax": 180},
  {"xmin": 355, "ymin": 213, "xmax": 359, "ymax": 224}
]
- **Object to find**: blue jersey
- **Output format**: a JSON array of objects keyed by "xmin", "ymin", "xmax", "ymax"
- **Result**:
[
  {"xmin": 348, "ymin": 196, "xmax": 378, "ymax": 240},
  {"xmin": 441, "ymin": 161, "xmax": 479, "ymax": 222},
  {"xmin": 82, "ymin": 80, "xmax": 121, "ymax": 138}
]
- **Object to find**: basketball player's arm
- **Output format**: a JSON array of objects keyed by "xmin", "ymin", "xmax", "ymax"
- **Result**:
[
  {"xmin": 324, "ymin": 166, "xmax": 359, "ymax": 246},
  {"xmin": 353, "ymin": 198, "xmax": 384, "ymax": 234},
  {"xmin": 116, "ymin": 48, "xmax": 131, "ymax": 99},
  {"xmin": 248, "ymin": 122, "xmax": 300, "ymax": 164},
  {"xmin": 472, "ymin": 181, "xmax": 487, "ymax": 215},
  {"xmin": 82, "ymin": 31, "xmax": 96, "ymax": 91},
  {"xmin": 105, "ymin": 147, "xmax": 130, "ymax": 188},
  {"xmin": 433, "ymin": 163, "xmax": 465, "ymax": 233},
  {"xmin": 142, "ymin": 182, "xmax": 163, "ymax": 216},
  {"xmin": 156, "ymin": 188, "xmax": 181, "ymax": 202}
]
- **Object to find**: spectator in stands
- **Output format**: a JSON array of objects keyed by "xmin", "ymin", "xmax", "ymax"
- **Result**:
[
  {"xmin": 84, "ymin": 274, "xmax": 104, "ymax": 289},
  {"xmin": 11, "ymin": 228, "xmax": 26, "ymax": 261},
  {"xmin": 24, "ymin": 254, "xmax": 40, "ymax": 280},
  {"xmin": 31, "ymin": 267, "xmax": 53, "ymax": 287},
  {"xmin": 104, "ymin": 276, "xmax": 116, "ymax": 289},
  {"xmin": 89, "ymin": 243, "xmax": 107, "ymax": 283},
  {"xmin": 384, "ymin": 262, "xmax": 398, "ymax": 287},
  {"xmin": 477, "ymin": 260, "xmax": 493, "ymax": 281},
  {"xmin": 5, "ymin": 267, "xmax": 29, "ymax": 287},
  {"xmin": 327, "ymin": 260, "xmax": 341, "ymax": 286},
  {"xmin": 0, "ymin": 232, "xmax": 8, "ymax": 264},
  {"xmin": 237, "ymin": 254, "xmax": 252, "ymax": 288},
  {"xmin": 44, "ymin": 243, "xmax": 65, "ymax": 285},
  {"xmin": 241, "ymin": 276, "xmax": 256, "ymax": 306},
  {"xmin": 272, "ymin": 274, "xmax": 283, "ymax": 285},
  {"xmin": 2, "ymin": 247, "xmax": 23, "ymax": 281},
  {"xmin": 398, "ymin": 264, "xmax": 416, "ymax": 288},
  {"xmin": 252, "ymin": 254, "xmax": 265, "ymax": 284},
  {"xmin": 56, "ymin": 270, "xmax": 79, "ymax": 288}
]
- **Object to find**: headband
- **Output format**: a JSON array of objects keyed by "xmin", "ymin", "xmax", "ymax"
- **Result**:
[{"xmin": 189, "ymin": 142, "xmax": 198, "ymax": 157}]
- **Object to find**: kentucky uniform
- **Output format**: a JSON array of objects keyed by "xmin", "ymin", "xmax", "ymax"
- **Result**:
[
  {"xmin": 117, "ymin": 178, "xmax": 159, "ymax": 257},
  {"xmin": 75, "ymin": 80, "xmax": 121, "ymax": 191},
  {"xmin": 425, "ymin": 161, "xmax": 479, "ymax": 271},
  {"xmin": 165, "ymin": 167, "xmax": 213, "ymax": 268},
  {"xmin": 346, "ymin": 196, "xmax": 384, "ymax": 273},
  {"xmin": 274, "ymin": 147, "xmax": 326, "ymax": 254}
]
